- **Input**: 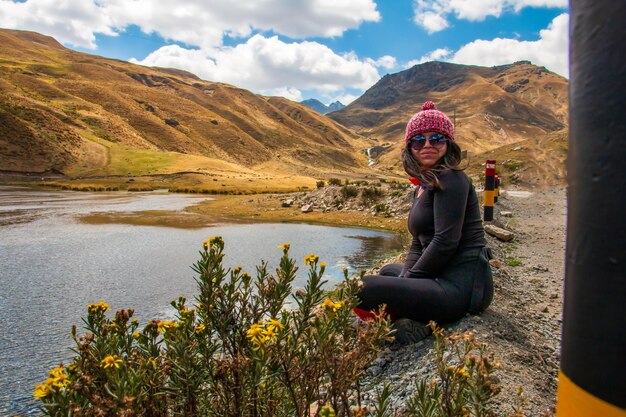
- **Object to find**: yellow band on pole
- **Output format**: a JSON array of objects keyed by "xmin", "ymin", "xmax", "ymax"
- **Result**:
[
  {"xmin": 556, "ymin": 371, "xmax": 626, "ymax": 417},
  {"xmin": 483, "ymin": 190, "xmax": 495, "ymax": 206}
]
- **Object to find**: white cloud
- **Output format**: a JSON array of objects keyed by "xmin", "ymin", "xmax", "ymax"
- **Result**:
[
  {"xmin": 415, "ymin": 11, "xmax": 450, "ymax": 34},
  {"xmin": 405, "ymin": 48, "xmax": 453, "ymax": 67},
  {"xmin": 0, "ymin": 0, "xmax": 116, "ymax": 48},
  {"xmin": 410, "ymin": 13, "xmax": 569, "ymax": 77},
  {"xmin": 0, "ymin": 0, "xmax": 380, "ymax": 49},
  {"xmin": 412, "ymin": 0, "xmax": 568, "ymax": 33},
  {"xmin": 366, "ymin": 55, "xmax": 397, "ymax": 69},
  {"xmin": 132, "ymin": 34, "xmax": 381, "ymax": 96},
  {"xmin": 450, "ymin": 12, "xmax": 569, "ymax": 76},
  {"xmin": 261, "ymin": 87, "xmax": 303, "ymax": 102},
  {"xmin": 0, "ymin": 0, "xmax": 384, "ymax": 102}
]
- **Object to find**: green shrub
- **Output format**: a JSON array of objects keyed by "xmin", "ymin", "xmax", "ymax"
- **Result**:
[
  {"xmin": 373, "ymin": 203, "xmax": 387, "ymax": 214},
  {"xmin": 328, "ymin": 178, "xmax": 343, "ymax": 186},
  {"xmin": 317, "ymin": 180, "xmax": 326, "ymax": 188},
  {"xmin": 341, "ymin": 185, "xmax": 359, "ymax": 199},
  {"xmin": 397, "ymin": 323, "xmax": 525, "ymax": 417},
  {"xmin": 361, "ymin": 186, "xmax": 383, "ymax": 202},
  {"xmin": 34, "ymin": 239, "xmax": 391, "ymax": 416}
]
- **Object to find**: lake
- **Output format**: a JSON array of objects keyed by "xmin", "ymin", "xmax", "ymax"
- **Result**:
[{"xmin": 0, "ymin": 186, "xmax": 405, "ymax": 415}]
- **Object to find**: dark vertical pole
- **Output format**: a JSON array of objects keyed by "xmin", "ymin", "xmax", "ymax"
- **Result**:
[
  {"xmin": 483, "ymin": 160, "xmax": 495, "ymax": 221},
  {"xmin": 494, "ymin": 175, "xmax": 500, "ymax": 204},
  {"xmin": 557, "ymin": 1, "xmax": 626, "ymax": 416}
]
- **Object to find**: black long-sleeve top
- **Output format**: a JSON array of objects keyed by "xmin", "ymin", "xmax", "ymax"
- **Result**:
[{"xmin": 402, "ymin": 169, "xmax": 486, "ymax": 278}]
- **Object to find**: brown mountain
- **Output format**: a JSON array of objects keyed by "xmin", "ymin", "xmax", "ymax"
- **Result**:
[
  {"xmin": 0, "ymin": 29, "xmax": 369, "ymax": 186},
  {"xmin": 329, "ymin": 61, "xmax": 568, "ymax": 180}
]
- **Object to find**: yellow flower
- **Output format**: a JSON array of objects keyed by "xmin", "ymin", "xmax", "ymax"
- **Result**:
[
  {"xmin": 179, "ymin": 309, "xmax": 194, "ymax": 321},
  {"xmin": 233, "ymin": 266, "xmax": 242, "ymax": 274},
  {"xmin": 320, "ymin": 262, "xmax": 327, "ymax": 269},
  {"xmin": 246, "ymin": 323, "xmax": 264, "ymax": 340},
  {"xmin": 100, "ymin": 355, "xmax": 123, "ymax": 369},
  {"xmin": 304, "ymin": 253, "xmax": 319, "ymax": 266},
  {"xmin": 33, "ymin": 383, "xmax": 51, "ymax": 399},
  {"xmin": 456, "ymin": 367, "xmax": 470, "ymax": 378},
  {"xmin": 45, "ymin": 367, "xmax": 70, "ymax": 389},
  {"xmin": 322, "ymin": 299, "xmax": 343, "ymax": 313},
  {"xmin": 266, "ymin": 318, "xmax": 284, "ymax": 332},
  {"xmin": 109, "ymin": 323, "xmax": 118, "ymax": 332},
  {"xmin": 195, "ymin": 323, "xmax": 206, "ymax": 334},
  {"xmin": 131, "ymin": 318, "xmax": 139, "ymax": 326},
  {"xmin": 263, "ymin": 326, "xmax": 276, "ymax": 340},
  {"xmin": 203, "ymin": 235, "xmax": 223, "ymax": 250},
  {"xmin": 87, "ymin": 301, "xmax": 109, "ymax": 314},
  {"xmin": 277, "ymin": 243, "xmax": 290, "ymax": 252},
  {"xmin": 133, "ymin": 331, "xmax": 141, "ymax": 338},
  {"xmin": 247, "ymin": 323, "xmax": 275, "ymax": 352},
  {"xmin": 157, "ymin": 320, "xmax": 178, "ymax": 334}
]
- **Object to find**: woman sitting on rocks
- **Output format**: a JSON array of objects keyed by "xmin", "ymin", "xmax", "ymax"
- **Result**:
[{"xmin": 356, "ymin": 100, "xmax": 493, "ymax": 344}]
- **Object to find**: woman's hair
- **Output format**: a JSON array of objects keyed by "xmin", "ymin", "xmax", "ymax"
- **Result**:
[{"xmin": 402, "ymin": 140, "xmax": 464, "ymax": 190}]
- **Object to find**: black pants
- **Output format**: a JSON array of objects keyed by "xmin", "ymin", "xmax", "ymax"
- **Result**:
[{"xmin": 357, "ymin": 247, "xmax": 493, "ymax": 324}]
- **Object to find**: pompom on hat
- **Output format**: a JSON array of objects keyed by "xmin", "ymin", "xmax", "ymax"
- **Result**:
[{"xmin": 405, "ymin": 100, "xmax": 455, "ymax": 142}]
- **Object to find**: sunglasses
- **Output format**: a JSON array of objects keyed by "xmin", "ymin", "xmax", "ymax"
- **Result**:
[{"xmin": 408, "ymin": 133, "xmax": 449, "ymax": 150}]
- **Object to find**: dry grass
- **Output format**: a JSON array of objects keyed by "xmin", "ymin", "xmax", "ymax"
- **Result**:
[
  {"xmin": 187, "ymin": 194, "xmax": 405, "ymax": 232},
  {"xmin": 466, "ymin": 129, "xmax": 568, "ymax": 187}
]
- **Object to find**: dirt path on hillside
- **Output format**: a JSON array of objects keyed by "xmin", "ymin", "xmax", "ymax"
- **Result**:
[{"xmin": 358, "ymin": 188, "xmax": 566, "ymax": 416}]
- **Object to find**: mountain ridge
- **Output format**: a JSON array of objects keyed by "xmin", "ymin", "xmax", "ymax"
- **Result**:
[
  {"xmin": 1, "ymin": 29, "xmax": 569, "ymax": 188},
  {"xmin": 0, "ymin": 29, "xmax": 368, "ymax": 186},
  {"xmin": 329, "ymin": 60, "xmax": 568, "ymax": 176}
]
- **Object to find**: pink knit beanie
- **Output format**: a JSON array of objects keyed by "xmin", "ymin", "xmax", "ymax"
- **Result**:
[{"xmin": 405, "ymin": 100, "xmax": 455, "ymax": 142}]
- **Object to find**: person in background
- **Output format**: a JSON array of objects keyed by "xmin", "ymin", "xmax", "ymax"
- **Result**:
[{"xmin": 355, "ymin": 100, "xmax": 493, "ymax": 344}]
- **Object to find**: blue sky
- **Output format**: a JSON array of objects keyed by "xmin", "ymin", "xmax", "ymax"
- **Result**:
[{"xmin": 1, "ymin": 0, "xmax": 569, "ymax": 105}]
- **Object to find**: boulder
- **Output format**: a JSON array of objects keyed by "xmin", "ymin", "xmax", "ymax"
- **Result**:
[
  {"xmin": 301, "ymin": 204, "xmax": 312, "ymax": 213},
  {"xmin": 484, "ymin": 224, "xmax": 515, "ymax": 241}
]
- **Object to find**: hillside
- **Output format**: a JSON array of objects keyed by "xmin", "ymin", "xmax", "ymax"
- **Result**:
[
  {"xmin": 0, "ymin": 29, "xmax": 370, "ymax": 189},
  {"xmin": 329, "ymin": 61, "xmax": 568, "ymax": 184}
]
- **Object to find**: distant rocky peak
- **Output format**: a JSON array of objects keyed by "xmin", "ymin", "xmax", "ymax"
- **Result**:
[
  {"xmin": 301, "ymin": 99, "xmax": 345, "ymax": 115},
  {"xmin": 327, "ymin": 101, "xmax": 345, "ymax": 112}
]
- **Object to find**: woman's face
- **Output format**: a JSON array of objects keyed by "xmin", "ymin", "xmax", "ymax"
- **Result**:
[{"xmin": 409, "ymin": 131, "xmax": 448, "ymax": 170}]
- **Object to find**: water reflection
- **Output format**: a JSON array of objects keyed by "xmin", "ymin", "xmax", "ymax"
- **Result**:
[
  {"xmin": 343, "ymin": 234, "xmax": 406, "ymax": 270},
  {"xmin": 0, "ymin": 186, "xmax": 406, "ymax": 415}
]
